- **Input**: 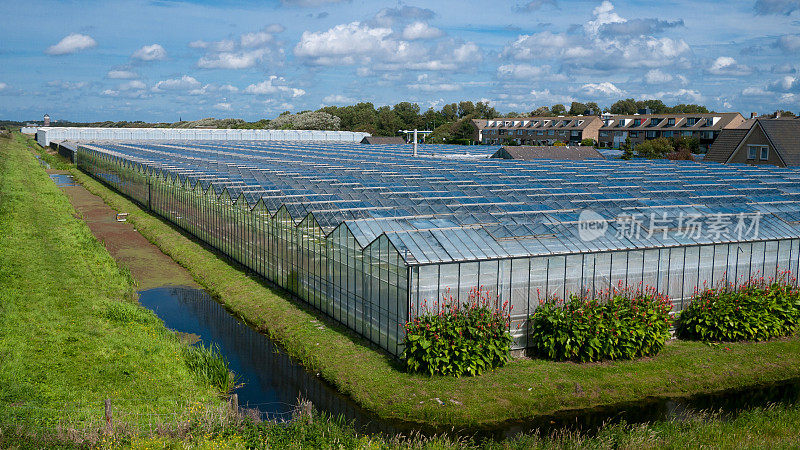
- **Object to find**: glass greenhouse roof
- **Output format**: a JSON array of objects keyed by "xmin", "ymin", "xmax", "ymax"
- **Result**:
[{"xmin": 79, "ymin": 140, "xmax": 800, "ymax": 265}]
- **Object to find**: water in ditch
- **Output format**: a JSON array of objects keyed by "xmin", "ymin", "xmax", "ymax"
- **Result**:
[{"xmin": 138, "ymin": 285, "xmax": 800, "ymax": 440}]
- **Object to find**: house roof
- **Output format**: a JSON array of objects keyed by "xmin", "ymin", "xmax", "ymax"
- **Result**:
[
  {"xmin": 760, "ymin": 119, "xmax": 800, "ymax": 166},
  {"xmin": 360, "ymin": 136, "xmax": 406, "ymax": 145},
  {"xmin": 475, "ymin": 116, "xmax": 601, "ymax": 131},
  {"xmin": 703, "ymin": 129, "xmax": 749, "ymax": 163},
  {"xmin": 599, "ymin": 112, "xmax": 744, "ymax": 131},
  {"xmin": 491, "ymin": 146, "xmax": 605, "ymax": 161}
]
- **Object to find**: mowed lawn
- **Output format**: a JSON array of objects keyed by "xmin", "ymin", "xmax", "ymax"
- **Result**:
[
  {"xmin": 69, "ymin": 137, "xmax": 800, "ymax": 428},
  {"xmin": 0, "ymin": 134, "xmax": 216, "ymax": 431}
]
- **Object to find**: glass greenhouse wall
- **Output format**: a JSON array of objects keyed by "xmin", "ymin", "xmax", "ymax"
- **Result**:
[{"xmin": 76, "ymin": 141, "xmax": 800, "ymax": 356}]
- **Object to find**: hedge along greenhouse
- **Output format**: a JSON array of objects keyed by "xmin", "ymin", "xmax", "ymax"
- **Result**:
[{"xmin": 76, "ymin": 141, "xmax": 800, "ymax": 356}]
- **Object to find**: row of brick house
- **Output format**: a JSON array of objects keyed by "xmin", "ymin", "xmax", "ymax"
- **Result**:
[{"xmin": 473, "ymin": 112, "xmax": 748, "ymax": 152}]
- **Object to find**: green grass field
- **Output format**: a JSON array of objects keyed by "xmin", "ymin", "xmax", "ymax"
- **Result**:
[
  {"xmin": 0, "ymin": 133, "xmax": 218, "ymax": 439},
  {"xmin": 68, "ymin": 136, "xmax": 800, "ymax": 428}
]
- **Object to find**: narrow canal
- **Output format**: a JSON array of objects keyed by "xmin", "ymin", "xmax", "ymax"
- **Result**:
[{"xmin": 139, "ymin": 285, "xmax": 800, "ymax": 440}]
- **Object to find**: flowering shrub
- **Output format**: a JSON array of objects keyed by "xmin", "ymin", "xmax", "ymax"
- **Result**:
[
  {"xmin": 529, "ymin": 284, "xmax": 673, "ymax": 362},
  {"xmin": 404, "ymin": 287, "xmax": 513, "ymax": 377},
  {"xmin": 677, "ymin": 273, "xmax": 800, "ymax": 342}
]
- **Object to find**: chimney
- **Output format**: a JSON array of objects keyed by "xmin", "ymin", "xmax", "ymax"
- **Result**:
[
  {"xmin": 750, "ymin": 112, "xmax": 757, "ymax": 119},
  {"xmin": 775, "ymin": 111, "xmax": 781, "ymax": 119}
]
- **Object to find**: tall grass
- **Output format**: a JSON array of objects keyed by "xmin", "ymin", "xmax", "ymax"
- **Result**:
[{"xmin": 182, "ymin": 343, "xmax": 238, "ymax": 394}]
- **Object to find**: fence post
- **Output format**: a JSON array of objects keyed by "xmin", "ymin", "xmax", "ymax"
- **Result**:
[
  {"xmin": 104, "ymin": 399, "xmax": 113, "ymax": 435},
  {"xmin": 230, "ymin": 393, "xmax": 239, "ymax": 414}
]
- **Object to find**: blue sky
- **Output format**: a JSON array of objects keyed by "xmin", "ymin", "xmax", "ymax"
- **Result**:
[{"xmin": 1, "ymin": 0, "xmax": 799, "ymax": 122}]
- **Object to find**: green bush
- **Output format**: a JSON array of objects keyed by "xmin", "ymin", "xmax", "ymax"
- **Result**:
[
  {"xmin": 676, "ymin": 274, "xmax": 800, "ymax": 342},
  {"xmin": 404, "ymin": 287, "xmax": 512, "ymax": 377},
  {"xmin": 529, "ymin": 285, "xmax": 673, "ymax": 362}
]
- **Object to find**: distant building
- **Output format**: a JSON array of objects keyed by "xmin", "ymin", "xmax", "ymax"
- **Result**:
[
  {"xmin": 704, "ymin": 117, "xmax": 800, "ymax": 167},
  {"xmin": 360, "ymin": 136, "xmax": 406, "ymax": 145},
  {"xmin": 473, "ymin": 116, "xmax": 603, "ymax": 146},
  {"xmin": 43, "ymin": 114, "xmax": 50, "ymax": 127},
  {"xmin": 597, "ymin": 112, "xmax": 745, "ymax": 152},
  {"xmin": 490, "ymin": 145, "xmax": 605, "ymax": 161}
]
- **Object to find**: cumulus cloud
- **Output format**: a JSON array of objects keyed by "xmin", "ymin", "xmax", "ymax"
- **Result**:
[
  {"xmin": 295, "ymin": 21, "xmax": 477, "ymax": 71},
  {"xmin": 371, "ymin": 6, "xmax": 435, "ymax": 27},
  {"xmin": 48, "ymin": 80, "xmax": 88, "ymax": 90},
  {"xmin": 193, "ymin": 26, "xmax": 284, "ymax": 70},
  {"xmin": 776, "ymin": 34, "xmax": 800, "ymax": 52},
  {"xmin": 599, "ymin": 18, "xmax": 684, "ymax": 36},
  {"xmin": 245, "ymin": 76, "xmax": 305, "ymax": 97},
  {"xmin": 119, "ymin": 80, "xmax": 147, "ymax": 91},
  {"xmin": 45, "ymin": 33, "xmax": 97, "ymax": 55},
  {"xmin": 107, "ymin": 70, "xmax": 138, "ymax": 79},
  {"xmin": 517, "ymin": 0, "xmax": 558, "ymax": 11},
  {"xmin": 527, "ymin": 89, "xmax": 576, "ymax": 104},
  {"xmin": 198, "ymin": 49, "xmax": 271, "ymax": 69},
  {"xmin": 322, "ymin": 94, "xmax": 357, "ymax": 104},
  {"xmin": 0, "ymin": 82, "xmax": 7, "ymax": 91},
  {"xmin": 652, "ymin": 89, "xmax": 704, "ymax": 102},
  {"xmin": 280, "ymin": 0, "xmax": 346, "ymax": 6},
  {"xmin": 214, "ymin": 102, "xmax": 232, "ymax": 111},
  {"xmin": 742, "ymin": 86, "xmax": 768, "ymax": 96},
  {"xmin": 402, "ymin": 22, "xmax": 443, "ymax": 40},
  {"xmin": 768, "ymin": 75, "xmax": 798, "ymax": 91},
  {"xmin": 407, "ymin": 82, "xmax": 461, "ymax": 91},
  {"xmin": 708, "ymin": 56, "xmax": 752, "ymax": 76},
  {"xmin": 644, "ymin": 69, "xmax": 673, "ymax": 83},
  {"xmin": 132, "ymin": 44, "xmax": 167, "ymax": 61},
  {"xmin": 496, "ymin": 64, "xmax": 566, "ymax": 81},
  {"xmin": 152, "ymin": 75, "xmax": 201, "ymax": 92},
  {"xmin": 581, "ymin": 81, "xmax": 624, "ymax": 96},
  {"xmin": 503, "ymin": 3, "xmax": 690, "ymax": 70},
  {"xmin": 754, "ymin": 0, "xmax": 800, "ymax": 15}
]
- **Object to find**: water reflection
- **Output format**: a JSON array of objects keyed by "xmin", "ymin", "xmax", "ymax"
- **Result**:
[{"xmin": 138, "ymin": 285, "xmax": 800, "ymax": 440}]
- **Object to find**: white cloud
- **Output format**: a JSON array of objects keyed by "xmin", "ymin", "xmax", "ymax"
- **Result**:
[
  {"xmin": 652, "ymin": 88, "xmax": 704, "ymax": 102},
  {"xmin": 245, "ymin": 76, "xmax": 305, "ymax": 97},
  {"xmin": 198, "ymin": 49, "xmax": 269, "ymax": 69},
  {"xmin": 768, "ymin": 75, "xmax": 798, "ymax": 91},
  {"xmin": 101, "ymin": 89, "xmax": 118, "ymax": 97},
  {"xmin": 322, "ymin": 94, "xmax": 357, "ymax": 104},
  {"xmin": 777, "ymin": 34, "xmax": 800, "ymax": 52},
  {"xmin": 585, "ymin": 1, "xmax": 625, "ymax": 36},
  {"xmin": 644, "ymin": 69, "xmax": 673, "ymax": 84},
  {"xmin": 46, "ymin": 33, "xmax": 97, "ymax": 55},
  {"xmin": 220, "ymin": 84, "xmax": 239, "ymax": 92},
  {"xmin": 497, "ymin": 64, "xmax": 565, "ymax": 80},
  {"xmin": 214, "ymin": 102, "xmax": 232, "ymax": 111},
  {"xmin": 132, "ymin": 44, "xmax": 167, "ymax": 61},
  {"xmin": 407, "ymin": 82, "xmax": 461, "ymax": 91},
  {"xmin": 119, "ymin": 80, "xmax": 146, "ymax": 91},
  {"xmin": 527, "ymin": 89, "xmax": 576, "ymax": 104},
  {"xmin": 581, "ymin": 81, "xmax": 624, "ymax": 97},
  {"xmin": 295, "ymin": 21, "xmax": 394, "ymax": 63},
  {"xmin": 152, "ymin": 75, "xmax": 201, "ymax": 92},
  {"xmin": 240, "ymin": 31, "xmax": 274, "ymax": 48},
  {"xmin": 742, "ymin": 86, "xmax": 768, "ymax": 96},
  {"xmin": 47, "ymin": 80, "xmax": 88, "ymax": 90},
  {"xmin": 503, "ymin": 4, "xmax": 690, "ymax": 70},
  {"xmin": 0, "ymin": 82, "xmax": 8, "ymax": 91},
  {"xmin": 402, "ymin": 22, "xmax": 443, "ymax": 40},
  {"xmin": 708, "ymin": 56, "xmax": 751, "ymax": 76},
  {"xmin": 107, "ymin": 70, "xmax": 138, "ymax": 79}
]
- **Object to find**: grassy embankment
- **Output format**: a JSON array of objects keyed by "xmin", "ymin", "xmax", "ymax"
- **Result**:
[
  {"xmin": 66, "ymin": 138, "xmax": 800, "ymax": 428},
  {"xmin": 0, "ymin": 133, "xmax": 221, "ymax": 440}
]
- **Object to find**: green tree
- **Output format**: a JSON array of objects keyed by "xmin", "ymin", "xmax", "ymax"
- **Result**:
[
  {"xmin": 580, "ymin": 138, "xmax": 597, "ymax": 147},
  {"xmin": 441, "ymin": 103, "xmax": 458, "ymax": 121},
  {"xmin": 474, "ymin": 101, "xmax": 498, "ymax": 119},
  {"xmin": 551, "ymin": 104, "xmax": 566, "ymax": 115},
  {"xmin": 585, "ymin": 102, "xmax": 600, "ymax": 115},
  {"xmin": 568, "ymin": 102, "xmax": 588, "ymax": 116},
  {"xmin": 530, "ymin": 106, "xmax": 551, "ymax": 116},
  {"xmin": 393, "ymin": 102, "xmax": 421, "ymax": 130},
  {"xmin": 609, "ymin": 98, "xmax": 638, "ymax": 115},
  {"xmin": 636, "ymin": 137, "xmax": 674, "ymax": 159},
  {"xmin": 621, "ymin": 137, "xmax": 633, "ymax": 160},
  {"xmin": 458, "ymin": 101, "xmax": 476, "ymax": 118}
]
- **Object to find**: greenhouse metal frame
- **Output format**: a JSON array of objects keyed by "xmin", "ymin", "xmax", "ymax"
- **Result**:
[{"xmin": 76, "ymin": 141, "xmax": 800, "ymax": 356}]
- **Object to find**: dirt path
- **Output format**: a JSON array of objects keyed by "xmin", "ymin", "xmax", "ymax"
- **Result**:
[{"xmin": 47, "ymin": 169, "xmax": 197, "ymax": 290}]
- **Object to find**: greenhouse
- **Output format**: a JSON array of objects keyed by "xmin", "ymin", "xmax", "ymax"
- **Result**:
[{"xmin": 76, "ymin": 141, "xmax": 800, "ymax": 356}]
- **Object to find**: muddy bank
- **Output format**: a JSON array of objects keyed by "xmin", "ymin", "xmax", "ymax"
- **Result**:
[{"xmin": 47, "ymin": 169, "xmax": 196, "ymax": 290}]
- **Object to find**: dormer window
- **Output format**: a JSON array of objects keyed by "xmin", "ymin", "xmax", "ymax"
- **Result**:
[
  {"xmin": 705, "ymin": 118, "xmax": 715, "ymax": 126},
  {"xmin": 649, "ymin": 118, "xmax": 663, "ymax": 127},
  {"xmin": 633, "ymin": 118, "xmax": 642, "ymax": 126},
  {"xmin": 686, "ymin": 118, "xmax": 698, "ymax": 126},
  {"xmin": 666, "ymin": 118, "xmax": 675, "ymax": 126}
]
